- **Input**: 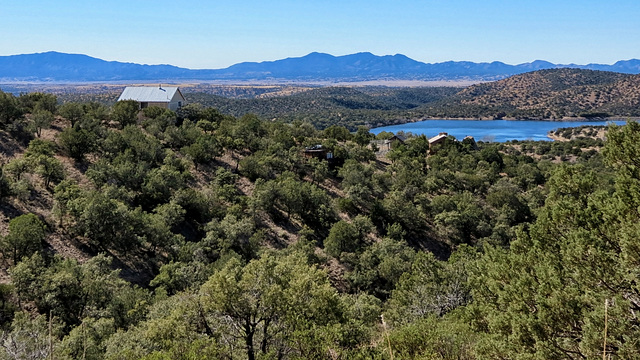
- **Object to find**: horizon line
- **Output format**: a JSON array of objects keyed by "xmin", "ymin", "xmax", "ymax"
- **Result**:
[{"xmin": 1, "ymin": 50, "xmax": 638, "ymax": 71}]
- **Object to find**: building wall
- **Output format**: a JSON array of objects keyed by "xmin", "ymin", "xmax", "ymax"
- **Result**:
[
  {"xmin": 167, "ymin": 101, "xmax": 180, "ymax": 111},
  {"xmin": 169, "ymin": 91, "xmax": 186, "ymax": 111},
  {"xmin": 141, "ymin": 102, "xmax": 170, "ymax": 110},
  {"xmin": 138, "ymin": 101, "xmax": 182, "ymax": 111}
]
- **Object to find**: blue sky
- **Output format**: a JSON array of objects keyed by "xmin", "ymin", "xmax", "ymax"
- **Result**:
[{"xmin": 2, "ymin": 0, "xmax": 639, "ymax": 69}]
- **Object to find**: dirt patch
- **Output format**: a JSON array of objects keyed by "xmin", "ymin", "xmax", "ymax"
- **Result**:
[
  {"xmin": 45, "ymin": 231, "xmax": 92, "ymax": 263},
  {"xmin": 323, "ymin": 256, "xmax": 350, "ymax": 293},
  {"xmin": 0, "ymin": 131, "xmax": 26, "ymax": 160}
]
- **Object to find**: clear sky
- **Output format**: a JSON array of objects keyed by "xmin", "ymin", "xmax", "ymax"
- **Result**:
[{"xmin": 2, "ymin": 0, "xmax": 639, "ymax": 69}]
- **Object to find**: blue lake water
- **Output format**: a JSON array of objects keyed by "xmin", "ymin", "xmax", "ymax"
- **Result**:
[{"xmin": 370, "ymin": 119, "xmax": 628, "ymax": 142}]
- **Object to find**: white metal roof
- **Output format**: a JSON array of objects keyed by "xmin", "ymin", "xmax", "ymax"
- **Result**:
[
  {"xmin": 117, "ymin": 86, "xmax": 184, "ymax": 103},
  {"xmin": 428, "ymin": 134, "xmax": 448, "ymax": 144}
]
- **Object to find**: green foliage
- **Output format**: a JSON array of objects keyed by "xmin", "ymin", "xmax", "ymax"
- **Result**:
[
  {"xmin": 0, "ymin": 90, "xmax": 24, "ymax": 129},
  {"xmin": 386, "ymin": 249, "xmax": 474, "ymax": 325},
  {"xmin": 254, "ymin": 172, "xmax": 335, "ymax": 228},
  {"xmin": 24, "ymin": 138, "xmax": 55, "ymax": 157},
  {"xmin": 163, "ymin": 120, "xmax": 201, "ymax": 149},
  {"xmin": 181, "ymin": 134, "xmax": 220, "ymax": 170},
  {"xmin": 88, "ymin": 126, "xmax": 166, "ymax": 204},
  {"xmin": 67, "ymin": 187, "xmax": 183, "ymax": 253},
  {"xmin": 29, "ymin": 109, "xmax": 54, "ymax": 137},
  {"xmin": 324, "ymin": 125, "xmax": 353, "ymax": 140},
  {"xmin": 3, "ymin": 158, "xmax": 29, "ymax": 182},
  {"xmin": 150, "ymin": 261, "xmax": 214, "ymax": 295},
  {"xmin": 141, "ymin": 163, "xmax": 188, "ymax": 207},
  {"xmin": 58, "ymin": 102, "xmax": 86, "ymax": 126},
  {"xmin": 2, "ymin": 213, "xmax": 46, "ymax": 263},
  {"xmin": 10, "ymin": 253, "xmax": 149, "ymax": 329},
  {"xmin": 0, "ymin": 284, "xmax": 17, "ymax": 331},
  {"xmin": 239, "ymin": 148, "xmax": 296, "ymax": 181},
  {"xmin": 170, "ymin": 187, "xmax": 219, "ymax": 224},
  {"xmin": 353, "ymin": 125, "xmax": 374, "ymax": 146},
  {"xmin": 57, "ymin": 126, "xmax": 97, "ymax": 161},
  {"xmin": 59, "ymin": 317, "xmax": 116, "ymax": 360},
  {"xmin": 432, "ymin": 192, "xmax": 489, "ymax": 244},
  {"xmin": 83, "ymin": 101, "xmax": 110, "ymax": 122},
  {"xmin": 69, "ymin": 190, "xmax": 143, "ymax": 251},
  {"xmin": 34, "ymin": 154, "xmax": 65, "ymax": 188},
  {"xmin": 203, "ymin": 214, "xmax": 260, "ymax": 260},
  {"xmin": 347, "ymin": 142, "xmax": 377, "ymax": 162},
  {"xmin": 186, "ymin": 86, "xmax": 461, "ymax": 130},
  {"xmin": 465, "ymin": 125, "xmax": 640, "ymax": 358},
  {"xmin": 0, "ymin": 167, "xmax": 12, "ymax": 200},
  {"xmin": 102, "ymin": 291, "xmax": 220, "ymax": 359},
  {"xmin": 53, "ymin": 180, "xmax": 82, "ymax": 227},
  {"xmin": 381, "ymin": 189, "xmax": 424, "ymax": 232},
  {"xmin": 142, "ymin": 109, "xmax": 176, "ymax": 137},
  {"xmin": 199, "ymin": 251, "xmax": 341, "ymax": 360},
  {"xmin": 111, "ymin": 100, "xmax": 139, "ymax": 128},
  {"xmin": 102, "ymin": 125, "xmax": 163, "ymax": 164},
  {"xmin": 142, "ymin": 106, "xmax": 174, "ymax": 121},
  {"xmin": 338, "ymin": 159, "xmax": 377, "ymax": 208},
  {"xmin": 384, "ymin": 314, "xmax": 478, "ymax": 360},
  {"xmin": 306, "ymin": 156, "xmax": 329, "ymax": 184},
  {"xmin": 348, "ymin": 237, "xmax": 416, "ymax": 299},
  {"xmin": 3, "ymin": 90, "xmax": 637, "ymax": 358},
  {"xmin": 18, "ymin": 92, "xmax": 57, "ymax": 113},
  {"xmin": 0, "ymin": 312, "xmax": 63, "ymax": 360},
  {"xmin": 324, "ymin": 220, "xmax": 363, "ymax": 258}
]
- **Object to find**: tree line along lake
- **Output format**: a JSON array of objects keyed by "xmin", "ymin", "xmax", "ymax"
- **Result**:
[{"xmin": 370, "ymin": 119, "xmax": 629, "ymax": 142}]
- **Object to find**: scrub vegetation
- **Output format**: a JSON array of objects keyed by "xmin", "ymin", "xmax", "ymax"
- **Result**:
[{"xmin": 0, "ymin": 87, "xmax": 639, "ymax": 359}]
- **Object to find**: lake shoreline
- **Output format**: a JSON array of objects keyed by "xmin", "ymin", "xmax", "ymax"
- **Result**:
[
  {"xmin": 370, "ymin": 116, "xmax": 639, "ymax": 130},
  {"xmin": 370, "ymin": 118, "xmax": 630, "ymax": 142}
]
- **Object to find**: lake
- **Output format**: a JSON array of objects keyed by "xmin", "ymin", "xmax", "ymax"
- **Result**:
[{"xmin": 370, "ymin": 119, "xmax": 628, "ymax": 142}]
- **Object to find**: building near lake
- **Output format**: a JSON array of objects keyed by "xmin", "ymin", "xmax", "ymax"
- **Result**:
[
  {"xmin": 463, "ymin": 136, "xmax": 479, "ymax": 150},
  {"xmin": 303, "ymin": 144, "xmax": 333, "ymax": 160},
  {"xmin": 373, "ymin": 134, "xmax": 407, "ymax": 152},
  {"xmin": 428, "ymin": 132, "xmax": 449, "ymax": 154},
  {"xmin": 303, "ymin": 144, "xmax": 342, "ymax": 167},
  {"xmin": 117, "ymin": 86, "xmax": 185, "ymax": 111}
]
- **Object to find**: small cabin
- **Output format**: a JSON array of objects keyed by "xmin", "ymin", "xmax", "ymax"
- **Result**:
[
  {"xmin": 117, "ymin": 86, "xmax": 186, "ymax": 111},
  {"xmin": 303, "ymin": 144, "xmax": 333, "ymax": 160},
  {"xmin": 428, "ymin": 132, "xmax": 449, "ymax": 154},
  {"xmin": 386, "ymin": 134, "xmax": 406, "ymax": 149},
  {"xmin": 303, "ymin": 144, "xmax": 342, "ymax": 167}
]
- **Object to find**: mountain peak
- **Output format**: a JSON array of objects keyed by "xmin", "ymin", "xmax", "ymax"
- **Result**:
[{"xmin": 303, "ymin": 52, "xmax": 334, "ymax": 58}]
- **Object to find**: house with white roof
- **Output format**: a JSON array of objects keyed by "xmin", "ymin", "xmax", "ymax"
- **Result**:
[
  {"xmin": 428, "ymin": 132, "xmax": 449, "ymax": 154},
  {"xmin": 117, "ymin": 86, "xmax": 186, "ymax": 111}
]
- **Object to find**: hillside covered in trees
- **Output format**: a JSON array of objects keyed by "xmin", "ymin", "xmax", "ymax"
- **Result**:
[
  {"xmin": 11, "ymin": 68, "xmax": 640, "ymax": 132},
  {"xmin": 184, "ymin": 69, "xmax": 640, "ymax": 128},
  {"xmin": 1, "ymin": 89, "xmax": 640, "ymax": 359}
]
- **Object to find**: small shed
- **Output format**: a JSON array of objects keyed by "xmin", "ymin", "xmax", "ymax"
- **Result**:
[
  {"xmin": 388, "ymin": 134, "xmax": 407, "ymax": 144},
  {"xmin": 303, "ymin": 145, "xmax": 333, "ymax": 160},
  {"xmin": 375, "ymin": 134, "xmax": 407, "ymax": 152},
  {"xmin": 118, "ymin": 86, "xmax": 186, "ymax": 111},
  {"xmin": 303, "ymin": 144, "xmax": 341, "ymax": 167}
]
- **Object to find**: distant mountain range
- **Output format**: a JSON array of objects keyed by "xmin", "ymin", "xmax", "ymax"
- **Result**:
[{"xmin": 1, "ymin": 51, "xmax": 640, "ymax": 82}]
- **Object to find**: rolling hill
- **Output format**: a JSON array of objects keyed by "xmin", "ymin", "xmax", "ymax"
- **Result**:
[
  {"xmin": 432, "ymin": 68, "xmax": 640, "ymax": 119},
  {"xmin": 183, "ymin": 69, "xmax": 640, "ymax": 128}
]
